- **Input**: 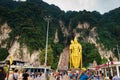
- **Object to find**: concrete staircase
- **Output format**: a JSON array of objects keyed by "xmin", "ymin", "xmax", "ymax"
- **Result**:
[{"xmin": 57, "ymin": 47, "xmax": 70, "ymax": 70}]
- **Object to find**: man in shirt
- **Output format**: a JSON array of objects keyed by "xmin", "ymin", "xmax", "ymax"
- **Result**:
[
  {"xmin": 112, "ymin": 73, "xmax": 120, "ymax": 80},
  {"xmin": 79, "ymin": 68, "xmax": 90, "ymax": 80}
]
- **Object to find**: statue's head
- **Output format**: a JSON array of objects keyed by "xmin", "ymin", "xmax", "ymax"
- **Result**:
[
  {"xmin": 74, "ymin": 37, "xmax": 78, "ymax": 43},
  {"xmin": 71, "ymin": 40, "xmax": 74, "ymax": 44}
]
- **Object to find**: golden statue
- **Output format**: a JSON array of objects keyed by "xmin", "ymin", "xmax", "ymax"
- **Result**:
[{"xmin": 69, "ymin": 37, "xmax": 82, "ymax": 69}]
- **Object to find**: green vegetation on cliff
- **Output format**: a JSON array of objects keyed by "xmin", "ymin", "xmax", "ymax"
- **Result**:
[
  {"xmin": 0, "ymin": 48, "xmax": 9, "ymax": 61},
  {"xmin": 0, "ymin": 0, "xmax": 120, "ymax": 68}
]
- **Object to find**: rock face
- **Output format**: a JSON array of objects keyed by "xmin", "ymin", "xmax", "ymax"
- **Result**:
[
  {"xmin": 0, "ymin": 23, "xmax": 11, "ymax": 48},
  {"xmin": 0, "ymin": 22, "xmax": 117, "ymax": 67},
  {"xmin": 59, "ymin": 20, "xmax": 69, "ymax": 37},
  {"xmin": 87, "ymin": 27, "xmax": 117, "ymax": 61},
  {"xmin": 57, "ymin": 22, "xmax": 117, "ymax": 69},
  {"xmin": 0, "ymin": 23, "xmax": 40, "ymax": 64},
  {"xmin": 54, "ymin": 29, "xmax": 59, "ymax": 43},
  {"xmin": 7, "ymin": 40, "xmax": 40, "ymax": 64},
  {"xmin": 77, "ymin": 22, "xmax": 90, "ymax": 29}
]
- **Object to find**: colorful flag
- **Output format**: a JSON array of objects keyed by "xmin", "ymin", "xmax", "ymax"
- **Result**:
[{"xmin": 10, "ymin": 56, "xmax": 13, "ymax": 65}]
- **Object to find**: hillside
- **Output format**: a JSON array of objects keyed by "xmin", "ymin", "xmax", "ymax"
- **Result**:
[{"xmin": 0, "ymin": 0, "xmax": 120, "ymax": 68}]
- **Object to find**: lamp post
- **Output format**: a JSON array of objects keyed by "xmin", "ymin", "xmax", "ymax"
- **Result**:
[
  {"xmin": 44, "ymin": 16, "xmax": 50, "ymax": 74},
  {"xmin": 108, "ymin": 59, "xmax": 111, "ymax": 77},
  {"xmin": 117, "ymin": 45, "xmax": 120, "ymax": 61}
]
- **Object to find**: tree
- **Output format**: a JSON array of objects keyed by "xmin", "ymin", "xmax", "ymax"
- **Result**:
[
  {"xmin": 81, "ymin": 42, "xmax": 102, "ymax": 67},
  {"xmin": 0, "ymin": 48, "xmax": 9, "ymax": 61},
  {"xmin": 102, "ymin": 57, "xmax": 108, "ymax": 64},
  {"xmin": 39, "ymin": 45, "xmax": 54, "ymax": 66},
  {"xmin": 87, "ymin": 49, "xmax": 101, "ymax": 64}
]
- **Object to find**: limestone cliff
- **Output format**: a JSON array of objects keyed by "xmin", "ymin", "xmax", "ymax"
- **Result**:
[
  {"xmin": 75, "ymin": 22, "xmax": 117, "ymax": 61},
  {"xmin": 0, "ymin": 22, "xmax": 117, "ymax": 66},
  {"xmin": 87, "ymin": 27, "xmax": 117, "ymax": 61},
  {"xmin": 0, "ymin": 23, "xmax": 40, "ymax": 65},
  {"xmin": 58, "ymin": 22, "xmax": 117, "ymax": 69},
  {"xmin": 7, "ymin": 40, "xmax": 40, "ymax": 65},
  {"xmin": 0, "ymin": 23, "xmax": 11, "ymax": 48}
]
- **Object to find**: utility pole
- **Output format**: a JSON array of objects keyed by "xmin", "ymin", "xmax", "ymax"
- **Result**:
[
  {"xmin": 44, "ymin": 16, "xmax": 50, "ymax": 74},
  {"xmin": 117, "ymin": 45, "xmax": 120, "ymax": 61},
  {"xmin": 107, "ymin": 59, "xmax": 112, "ymax": 77}
]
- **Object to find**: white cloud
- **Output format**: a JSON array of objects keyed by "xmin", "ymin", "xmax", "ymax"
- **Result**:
[
  {"xmin": 43, "ymin": 0, "xmax": 96, "ymax": 11},
  {"xmin": 14, "ymin": 0, "xmax": 26, "ymax": 2},
  {"xmin": 43, "ymin": 0, "xmax": 120, "ymax": 14}
]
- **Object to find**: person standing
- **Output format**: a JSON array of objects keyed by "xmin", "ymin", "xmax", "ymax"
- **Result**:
[
  {"xmin": 109, "ymin": 76, "xmax": 112, "ymax": 80},
  {"xmin": 49, "ymin": 72, "xmax": 56, "ymax": 80},
  {"xmin": 22, "ymin": 70, "xmax": 29, "ymax": 80},
  {"xmin": 112, "ymin": 72, "xmax": 120, "ymax": 80},
  {"xmin": 0, "ymin": 67, "xmax": 6, "ymax": 80},
  {"xmin": 13, "ymin": 69, "xmax": 19, "ymax": 80},
  {"xmin": 63, "ymin": 72, "xmax": 70, "ymax": 80},
  {"xmin": 78, "ymin": 68, "xmax": 90, "ymax": 80},
  {"xmin": 18, "ymin": 70, "xmax": 23, "ymax": 80}
]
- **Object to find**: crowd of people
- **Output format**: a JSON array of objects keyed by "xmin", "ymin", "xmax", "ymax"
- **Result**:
[
  {"xmin": 1, "ymin": 66, "xmax": 120, "ymax": 80},
  {"xmin": 48, "ymin": 68, "xmax": 120, "ymax": 80},
  {"xmin": 0, "ymin": 67, "xmax": 30, "ymax": 80}
]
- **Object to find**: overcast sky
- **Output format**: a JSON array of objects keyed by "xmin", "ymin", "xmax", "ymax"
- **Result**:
[{"xmin": 43, "ymin": 0, "xmax": 120, "ymax": 14}]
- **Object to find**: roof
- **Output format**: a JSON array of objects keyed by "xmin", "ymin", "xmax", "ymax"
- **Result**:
[{"xmin": 94, "ymin": 61, "xmax": 120, "ymax": 70}]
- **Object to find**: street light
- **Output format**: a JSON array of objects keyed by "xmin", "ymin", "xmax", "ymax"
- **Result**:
[
  {"xmin": 117, "ymin": 45, "xmax": 120, "ymax": 61},
  {"xmin": 108, "ymin": 59, "xmax": 111, "ymax": 77},
  {"xmin": 44, "ymin": 16, "xmax": 50, "ymax": 74}
]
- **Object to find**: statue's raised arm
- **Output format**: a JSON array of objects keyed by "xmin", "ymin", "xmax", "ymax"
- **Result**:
[{"xmin": 69, "ymin": 40, "xmax": 74, "ymax": 54}]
